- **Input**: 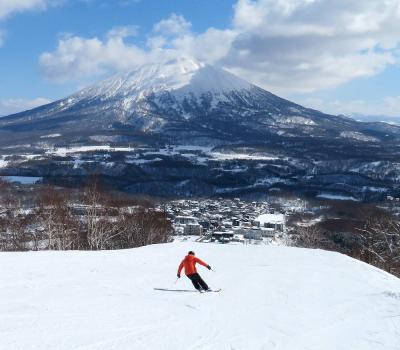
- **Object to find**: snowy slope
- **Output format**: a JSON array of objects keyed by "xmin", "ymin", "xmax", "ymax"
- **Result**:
[
  {"xmin": 73, "ymin": 57, "xmax": 253, "ymax": 101},
  {"xmin": 1, "ymin": 243, "xmax": 400, "ymax": 350},
  {"xmin": 45, "ymin": 57, "xmax": 257, "ymax": 125}
]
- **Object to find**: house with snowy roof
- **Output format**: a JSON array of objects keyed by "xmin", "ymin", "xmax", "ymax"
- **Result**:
[
  {"xmin": 173, "ymin": 216, "xmax": 203, "ymax": 236},
  {"xmin": 253, "ymin": 213, "xmax": 285, "ymax": 236}
]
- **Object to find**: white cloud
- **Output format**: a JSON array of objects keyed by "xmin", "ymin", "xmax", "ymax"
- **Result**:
[
  {"xmin": 384, "ymin": 96, "xmax": 400, "ymax": 115},
  {"xmin": 222, "ymin": 0, "xmax": 400, "ymax": 93},
  {"xmin": 107, "ymin": 25, "xmax": 138, "ymax": 39},
  {"xmin": 39, "ymin": 1, "xmax": 400, "ymax": 94},
  {"xmin": 297, "ymin": 96, "xmax": 400, "ymax": 117},
  {"xmin": 153, "ymin": 13, "xmax": 191, "ymax": 36},
  {"xmin": 0, "ymin": 97, "xmax": 51, "ymax": 116},
  {"xmin": 39, "ymin": 32, "xmax": 149, "ymax": 82},
  {"xmin": 39, "ymin": 14, "xmax": 235, "ymax": 82},
  {"xmin": 170, "ymin": 28, "xmax": 236, "ymax": 63},
  {"xmin": 0, "ymin": 0, "xmax": 51, "ymax": 20},
  {"xmin": 0, "ymin": 0, "xmax": 59, "ymax": 48}
]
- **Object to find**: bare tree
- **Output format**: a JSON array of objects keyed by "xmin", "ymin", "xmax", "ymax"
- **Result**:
[
  {"xmin": 295, "ymin": 224, "xmax": 328, "ymax": 248},
  {"xmin": 36, "ymin": 186, "xmax": 80, "ymax": 250},
  {"xmin": 82, "ymin": 179, "xmax": 113, "ymax": 250},
  {"xmin": 0, "ymin": 179, "xmax": 171, "ymax": 252},
  {"xmin": 357, "ymin": 215, "xmax": 400, "ymax": 275},
  {"xmin": 0, "ymin": 181, "xmax": 32, "ymax": 251}
]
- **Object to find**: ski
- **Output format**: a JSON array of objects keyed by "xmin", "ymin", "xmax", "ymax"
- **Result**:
[
  {"xmin": 154, "ymin": 288, "xmax": 198, "ymax": 293},
  {"xmin": 154, "ymin": 288, "xmax": 221, "ymax": 293}
]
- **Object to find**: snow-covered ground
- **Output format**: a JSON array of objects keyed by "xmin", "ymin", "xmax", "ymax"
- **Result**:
[
  {"xmin": 316, "ymin": 193, "xmax": 359, "ymax": 201},
  {"xmin": 0, "ymin": 159, "xmax": 8, "ymax": 168},
  {"xmin": 40, "ymin": 134, "xmax": 62, "ymax": 139},
  {"xmin": 210, "ymin": 152, "xmax": 278, "ymax": 161},
  {"xmin": 0, "ymin": 176, "xmax": 43, "ymax": 184},
  {"xmin": 340, "ymin": 131, "xmax": 379, "ymax": 142},
  {"xmin": 1, "ymin": 243, "xmax": 400, "ymax": 350},
  {"xmin": 46, "ymin": 145, "xmax": 136, "ymax": 157}
]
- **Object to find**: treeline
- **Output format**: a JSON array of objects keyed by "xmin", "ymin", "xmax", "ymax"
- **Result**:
[
  {"xmin": 0, "ymin": 179, "xmax": 172, "ymax": 251},
  {"xmin": 290, "ymin": 201, "xmax": 400, "ymax": 277}
]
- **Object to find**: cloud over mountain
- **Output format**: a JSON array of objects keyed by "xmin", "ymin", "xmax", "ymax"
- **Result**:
[
  {"xmin": 39, "ymin": 0, "xmax": 400, "ymax": 95},
  {"xmin": 225, "ymin": 0, "xmax": 400, "ymax": 93}
]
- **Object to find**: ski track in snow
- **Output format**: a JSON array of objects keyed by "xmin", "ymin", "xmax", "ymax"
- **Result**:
[{"xmin": 0, "ymin": 243, "xmax": 400, "ymax": 350}]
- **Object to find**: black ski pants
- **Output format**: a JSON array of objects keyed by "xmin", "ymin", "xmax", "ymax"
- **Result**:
[{"xmin": 187, "ymin": 273, "xmax": 209, "ymax": 291}]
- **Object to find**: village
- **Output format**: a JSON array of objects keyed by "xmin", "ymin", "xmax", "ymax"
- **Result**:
[{"xmin": 158, "ymin": 198, "xmax": 292, "ymax": 245}]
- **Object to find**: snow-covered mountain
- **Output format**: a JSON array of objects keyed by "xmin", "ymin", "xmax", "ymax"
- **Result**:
[
  {"xmin": 1, "ymin": 57, "xmax": 400, "ymax": 198},
  {"xmin": 1, "ymin": 242, "xmax": 399, "ymax": 350},
  {"xmin": 75, "ymin": 58, "xmax": 253, "ymax": 100},
  {"xmin": 0, "ymin": 57, "xmax": 358, "ymax": 139}
]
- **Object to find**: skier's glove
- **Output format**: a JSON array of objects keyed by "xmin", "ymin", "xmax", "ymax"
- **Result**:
[
  {"xmin": 207, "ymin": 265, "xmax": 211, "ymax": 270},
  {"xmin": 177, "ymin": 274, "xmax": 181, "ymax": 278}
]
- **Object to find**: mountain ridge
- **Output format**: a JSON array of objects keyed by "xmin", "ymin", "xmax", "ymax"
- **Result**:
[
  {"xmin": 0, "ymin": 57, "xmax": 346, "ymax": 132},
  {"xmin": 1, "ymin": 58, "xmax": 400, "ymax": 199}
]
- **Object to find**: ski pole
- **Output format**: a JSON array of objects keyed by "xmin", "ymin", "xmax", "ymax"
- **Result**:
[{"xmin": 174, "ymin": 277, "xmax": 179, "ymax": 284}]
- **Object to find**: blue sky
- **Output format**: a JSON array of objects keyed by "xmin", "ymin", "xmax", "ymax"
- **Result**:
[
  {"xmin": 0, "ymin": 0, "xmax": 399, "ymax": 117},
  {"xmin": 0, "ymin": 0, "xmax": 234, "ymax": 101}
]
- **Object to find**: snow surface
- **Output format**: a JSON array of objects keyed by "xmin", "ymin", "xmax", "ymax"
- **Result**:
[
  {"xmin": 316, "ymin": 193, "xmax": 359, "ymax": 201},
  {"xmin": 255, "ymin": 213, "xmax": 285, "ymax": 225},
  {"xmin": 210, "ymin": 152, "xmax": 278, "ymax": 161},
  {"xmin": 40, "ymin": 134, "xmax": 62, "ymax": 139},
  {"xmin": 1, "ymin": 242, "xmax": 399, "ymax": 350},
  {"xmin": 47, "ymin": 145, "xmax": 135, "ymax": 156}
]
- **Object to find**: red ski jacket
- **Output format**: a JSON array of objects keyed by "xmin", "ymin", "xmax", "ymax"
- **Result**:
[{"xmin": 178, "ymin": 255, "xmax": 208, "ymax": 276}]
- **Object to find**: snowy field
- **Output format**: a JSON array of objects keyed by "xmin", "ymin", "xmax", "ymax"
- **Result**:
[
  {"xmin": 0, "ymin": 159, "xmax": 8, "ymax": 168},
  {"xmin": 316, "ymin": 193, "xmax": 359, "ymax": 201},
  {"xmin": 0, "ymin": 176, "xmax": 43, "ymax": 185},
  {"xmin": 1, "ymin": 243, "xmax": 400, "ymax": 350}
]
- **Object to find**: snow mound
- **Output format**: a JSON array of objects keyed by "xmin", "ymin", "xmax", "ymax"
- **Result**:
[{"xmin": 1, "ymin": 243, "xmax": 399, "ymax": 350}]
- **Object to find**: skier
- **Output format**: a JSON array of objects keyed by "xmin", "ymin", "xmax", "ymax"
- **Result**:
[{"xmin": 177, "ymin": 251, "xmax": 212, "ymax": 292}]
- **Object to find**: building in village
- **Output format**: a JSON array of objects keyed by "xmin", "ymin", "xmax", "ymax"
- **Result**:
[
  {"xmin": 241, "ymin": 229, "xmax": 263, "ymax": 240},
  {"xmin": 173, "ymin": 216, "xmax": 203, "ymax": 236},
  {"xmin": 165, "ymin": 198, "xmax": 288, "ymax": 242},
  {"xmin": 253, "ymin": 213, "xmax": 285, "ymax": 236},
  {"xmin": 211, "ymin": 231, "xmax": 234, "ymax": 243}
]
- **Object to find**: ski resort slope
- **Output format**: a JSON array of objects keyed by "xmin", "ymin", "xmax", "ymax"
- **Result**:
[{"xmin": 1, "ymin": 243, "xmax": 400, "ymax": 350}]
